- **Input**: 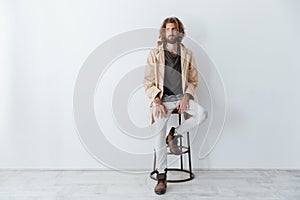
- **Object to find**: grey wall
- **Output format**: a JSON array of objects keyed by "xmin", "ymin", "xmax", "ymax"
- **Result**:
[{"xmin": 0, "ymin": 0, "xmax": 299, "ymax": 169}]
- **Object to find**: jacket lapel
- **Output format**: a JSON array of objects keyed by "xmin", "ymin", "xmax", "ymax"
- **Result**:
[
  {"xmin": 156, "ymin": 43, "xmax": 190, "ymax": 93},
  {"xmin": 180, "ymin": 43, "xmax": 188, "ymax": 92},
  {"xmin": 157, "ymin": 44, "xmax": 165, "ymax": 86}
]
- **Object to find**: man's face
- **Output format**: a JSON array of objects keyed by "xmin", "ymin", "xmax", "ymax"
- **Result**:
[{"xmin": 165, "ymin": 23, "xmax": 179, "ymax": 44}]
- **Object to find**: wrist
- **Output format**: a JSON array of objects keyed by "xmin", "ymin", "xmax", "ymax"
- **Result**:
[
  {"xmin": 183, "ymin": 93, "xmax": 190, "ymax": 100},
  {"xmin": 154, "ymin": 96, "xmax": 161, "ymax": 105}
]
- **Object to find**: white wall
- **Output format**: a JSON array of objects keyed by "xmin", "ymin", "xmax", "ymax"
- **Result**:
[{"xmin": 1, "ymin": 0, "xmax": 299, "ymax": 169}]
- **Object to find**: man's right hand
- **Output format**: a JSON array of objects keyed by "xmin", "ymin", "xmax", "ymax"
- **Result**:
[
  {"xmin": 154, "ymin": 103, "xmax": 168, "ymax": 118},
  {"xmin": 154, "ymin": 97, "xmax": 168, "ymax": 118}
]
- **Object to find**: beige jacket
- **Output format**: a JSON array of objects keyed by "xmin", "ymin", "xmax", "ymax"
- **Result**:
[{"xmin": 144, "ymin": 43, "xmax": 198, "ymax": 124}]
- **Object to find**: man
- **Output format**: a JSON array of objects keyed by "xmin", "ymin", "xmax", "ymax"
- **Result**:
[{"xmin": 144, "ymin": 17, "xmax": 208, "ymax": 195}]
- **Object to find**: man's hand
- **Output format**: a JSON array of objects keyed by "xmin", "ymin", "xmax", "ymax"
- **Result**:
[
  {"xmin": 154, "ymin": 104, "xmax": 168, "ymax": 118},
  {"xmin": 154, "ymin": 96, "xmax": 161, "ymax": 105},
  {"xmin": 177, "ymin": 94, "xmax": 190, "ymax": 114},
  {"xmin": 154, "ymin": 96, "xmax": 168, "ymax": 118}
]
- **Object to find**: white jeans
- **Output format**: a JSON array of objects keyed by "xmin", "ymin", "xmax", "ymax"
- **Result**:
[{"xmin": 152, "ymin": 99, "xmax": 208, "ymax": 173}]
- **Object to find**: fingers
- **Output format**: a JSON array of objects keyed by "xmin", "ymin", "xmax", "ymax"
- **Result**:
[
  {"xmin": 178, "ymin": 103, "xmax": 189, "ymax": 114},
  {"xmin": 162, "ymin": 105, "xmax": 167, "ymax": 117},
  {"xmin": 157, "ymin": 108, "xmax": 162, "ymax": 118},
  {"xmin": 156, "ymin": 110, "xmax": 162, "ymax": 118},
  {"xmin": 154, "ymin": 106, "xmax": 161, "ymax": 118},
  {"xmin": 186, "ymin": 104, "xmax": 190, "ymax": 110},
  {"xmin": 178, "ymin": 102, "xmax": 183, "ymax": 113},
  {"xmin": 155, "ymin": 105, "xmax": 167, "ymax": 118},
  {"xmin": 178, "ymin": 106, "xmax": 183, "ymax": 114},
  {"xmin": 155, "ymin": 110, "xmax": 159, "ymax": 118},
  {"xmin": 177, "ymin": 98, "xmax": 190, "ymax": 114},
  {"xmin": 163, "ymin": 105, "xmax": 168, "ymax": 116}
]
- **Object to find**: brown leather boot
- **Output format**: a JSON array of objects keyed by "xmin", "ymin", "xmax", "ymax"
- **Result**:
[
  {"xmin": 166, "ymin": 127, "xmax": 181, "ymax": 155},
  {"xmin": 154, "ymin": 173, "xmax": 167, "ymax": 195}
]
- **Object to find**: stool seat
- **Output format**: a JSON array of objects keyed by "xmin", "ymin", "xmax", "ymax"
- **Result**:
[{"xmin": 150, "ymin": 109, "xmax": 194, "ymax": 183}]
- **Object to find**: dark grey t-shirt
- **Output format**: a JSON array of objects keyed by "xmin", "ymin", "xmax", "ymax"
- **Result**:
[{"xmin": 162, "ymin": 45, "xmax": 183, "ymax": 98}]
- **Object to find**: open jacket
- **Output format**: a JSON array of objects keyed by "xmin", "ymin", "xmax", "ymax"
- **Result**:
[{"xmin": 144, "ymin": 43, "xmax": 198, "ymax": 124}]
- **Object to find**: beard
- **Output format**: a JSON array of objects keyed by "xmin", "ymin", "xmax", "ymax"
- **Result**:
[{"xmin": 165, "ymin": 35, "xmax": 179, "ymax": 44}]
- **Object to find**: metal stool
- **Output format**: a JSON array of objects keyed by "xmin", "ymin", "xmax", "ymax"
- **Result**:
[{"xmin": 150, "ymin": 109, "xmax": 194, "ymax": 182}]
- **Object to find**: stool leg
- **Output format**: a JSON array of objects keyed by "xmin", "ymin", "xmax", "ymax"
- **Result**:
[
  {"xmin": 180, "ymin": 136, "xmax": 183, "ymax": 170},
  {"xmin": 187, "ymin": 132, "xmax": 193, "ymax": 178},
  {"xmin": 178, "ymin": 113, "xmax": 184, "ymax": 170},
  {"xmin": 153, "ymin": 149, "xmax": 156, "ymax": 172}
]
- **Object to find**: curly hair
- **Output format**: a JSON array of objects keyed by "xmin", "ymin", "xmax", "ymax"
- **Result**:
[{"xmin": 159, "ymin": 17, "xmax": 185, "ymax": 45}]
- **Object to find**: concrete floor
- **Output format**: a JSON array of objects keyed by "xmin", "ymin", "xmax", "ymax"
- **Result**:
[{"xmin": 0, "ymin": 170, "xmax": 299, "ymax": 200}]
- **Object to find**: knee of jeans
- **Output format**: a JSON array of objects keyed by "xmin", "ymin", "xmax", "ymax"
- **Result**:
[
  {"xmin": 202, "ymin": 110, "xmax": 208, "ymax": 121},
  {"xmin": 153, "ymin": 117, "xmax": 167, "ymax": 129},
  {"xmin": 153, "ymin": 114, "xmax": 165, "ymax": 122},
  {"xmin": 196, "ymin": 108, "xmax": 208, "ymax": 124}
]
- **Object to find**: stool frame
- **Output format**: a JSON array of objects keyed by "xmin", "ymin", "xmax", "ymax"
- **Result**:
[{"xmin": 150, "ymin": 110, "xmax": 195, "ymax": 183}]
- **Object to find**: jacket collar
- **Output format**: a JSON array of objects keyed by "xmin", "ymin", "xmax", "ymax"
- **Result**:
[
  {"xmin": 156, "ymin": 42, "xmax": 188, "ymax": 69},
  {"xmin": 157, "ymin": 42, "xmax": 186, "ymax": 54}
]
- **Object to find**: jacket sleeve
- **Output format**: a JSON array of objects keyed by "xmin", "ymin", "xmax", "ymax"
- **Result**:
[
  {"xmin": 185, "ymin": 51, "xmax": 198, "ymax": 98},
  {"xmin": 144, "ymin": 50, "xmax": 161, "ymax": 101}
]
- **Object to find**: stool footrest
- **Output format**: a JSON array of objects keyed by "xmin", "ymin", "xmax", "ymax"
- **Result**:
[
  {"xmin": 167, "ymin": 146, "xmax": 189, "ymax": 155},
  {"xmin": 150, "ymin": 168, "xmax": 194, "ymax": 183}
]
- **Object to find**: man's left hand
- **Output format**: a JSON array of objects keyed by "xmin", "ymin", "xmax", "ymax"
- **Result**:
[{"xmin": 177, "ymin": 94, "xmax": 190, "ymax": 114}]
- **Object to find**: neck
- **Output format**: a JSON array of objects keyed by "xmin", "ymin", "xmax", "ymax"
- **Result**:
[{"xmin": 165, "ymin": 42, "xmax": 178, "ymax": 54}]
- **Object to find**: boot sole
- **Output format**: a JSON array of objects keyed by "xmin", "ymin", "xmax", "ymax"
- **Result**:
[{"xmin": 155, "ymin": 189, "xmax": 166, "ymax": 195}]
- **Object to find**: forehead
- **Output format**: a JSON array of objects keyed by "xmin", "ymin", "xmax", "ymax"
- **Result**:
[{"xmin": 165, "ymin": 23, "xmax": 176, "ymax": 29}]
